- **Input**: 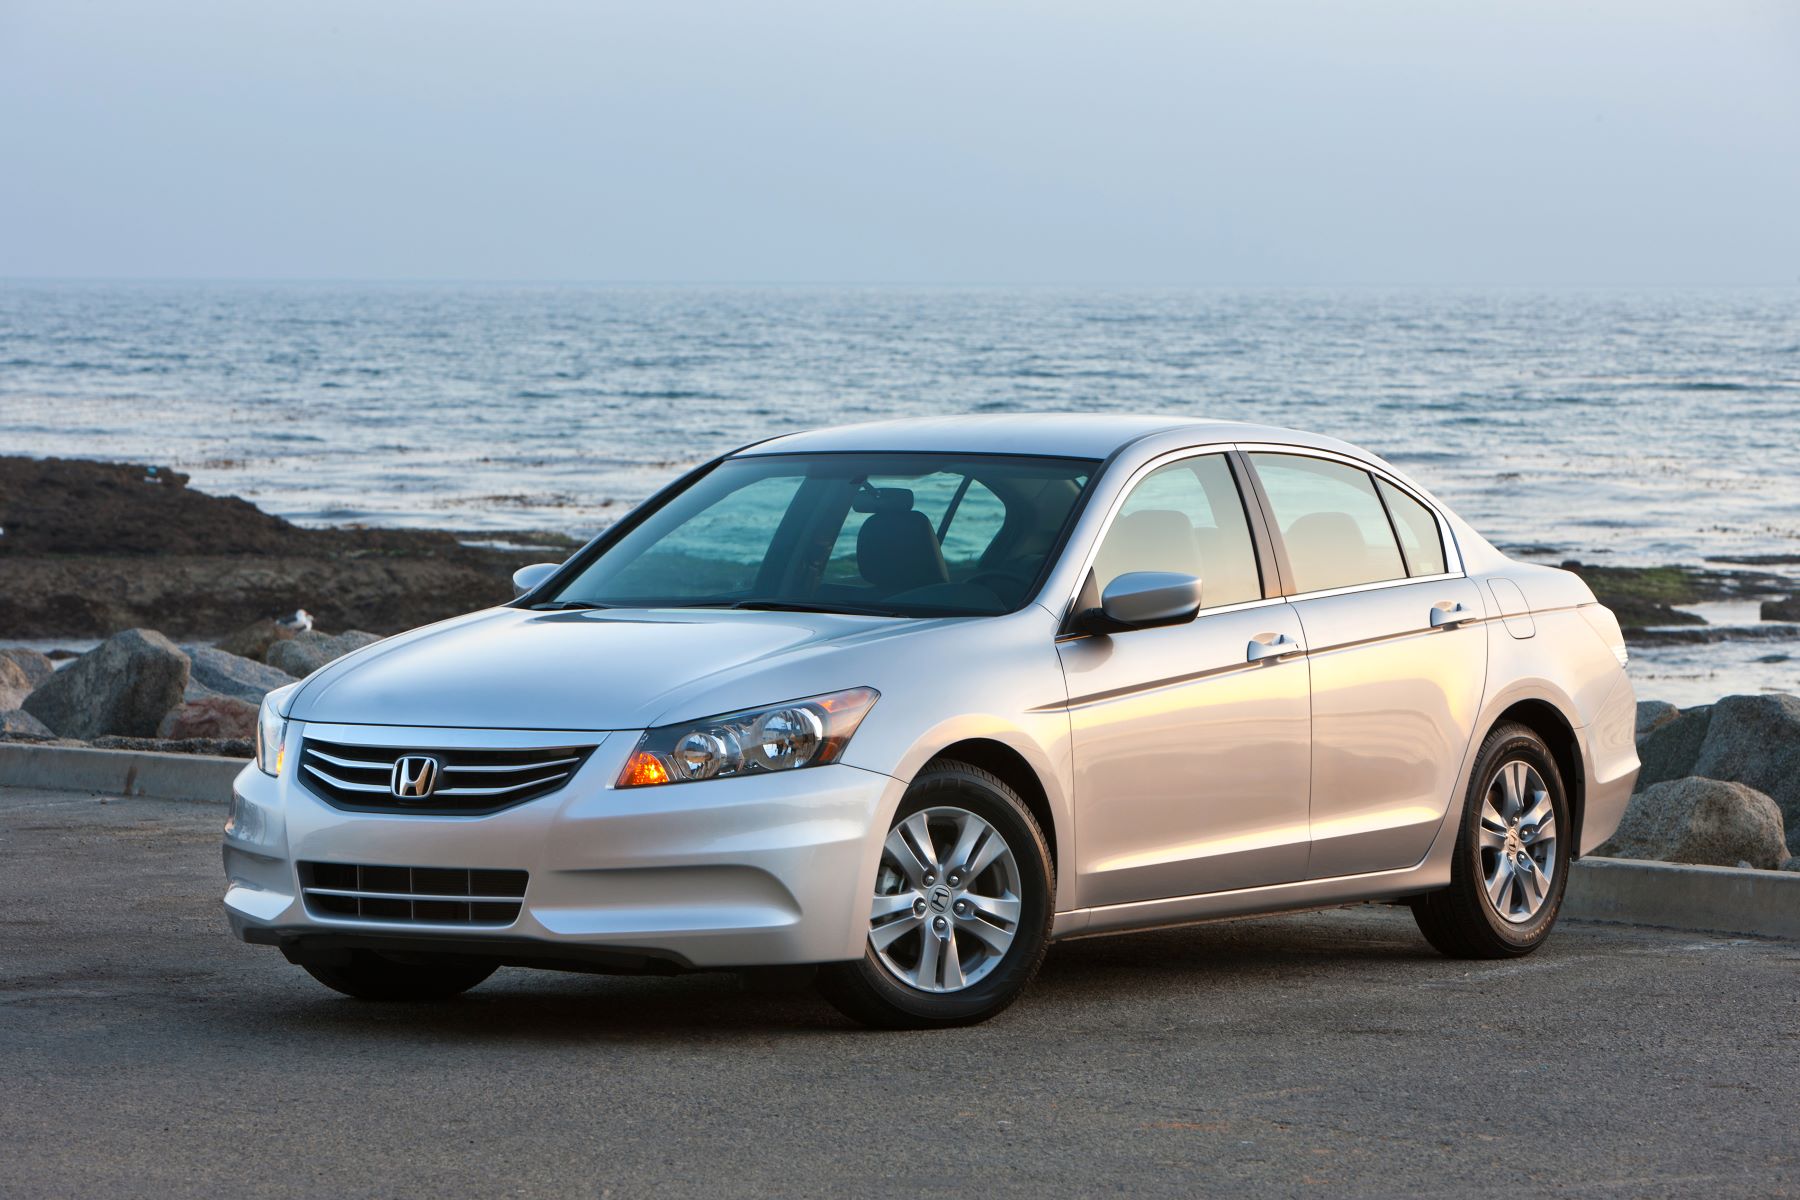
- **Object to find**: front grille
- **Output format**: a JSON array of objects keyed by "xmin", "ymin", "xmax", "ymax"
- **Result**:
[
  {"xmin": 299, "ymin": 861, "xmax": 528, "ymax": 926},
  {"xmin": 297, "ymin": 737, "xmax": 594, "ymax": 815}
]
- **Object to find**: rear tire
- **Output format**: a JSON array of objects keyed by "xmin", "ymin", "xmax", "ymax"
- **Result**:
[
  {"xmin": 300, "ymin": 951, "xmax": 498, "ymax": 1001},
  {"xmin": 818, "ymin": 760, "xmax": 1053, "ymax": 1029},
  {"xmin": 1411, "ymin": 721, "xmax": 1570, "ymax": 959}
]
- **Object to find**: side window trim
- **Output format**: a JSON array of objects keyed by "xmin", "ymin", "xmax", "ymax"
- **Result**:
[
  {"xmin": 1236, "ymin": 444, "xmax": 1464, "ymax": 599},
  {"xmin": 1056, "ymin": 444, "xmax": 1280, "ymax": 634}
]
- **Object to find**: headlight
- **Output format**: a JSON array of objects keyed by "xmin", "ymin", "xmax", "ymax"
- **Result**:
[
  {"xmin": 254, "ymin": 683, "xmax": 298, "ymax": 777},
  {"xmin": 618, "ymin": 687, "xmax": 880, "ymax": 788}
]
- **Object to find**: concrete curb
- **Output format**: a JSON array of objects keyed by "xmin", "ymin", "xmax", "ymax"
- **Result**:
[
  {"xmin": 1565, "ymin": 856, "xmax": 1800, "ymax": 940},
  {"xmin": 0, "ymin": 742, "xmax": 245, "ymax": 804}
]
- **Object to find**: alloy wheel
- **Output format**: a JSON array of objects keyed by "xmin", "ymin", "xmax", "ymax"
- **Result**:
[
  {"xmin": 1478, "ymin": 759, "xmax": 1558, "ymax": 924},
  {"xmin": 869, "ymin": 806, "xmax": 1022, "ymax": 993}
]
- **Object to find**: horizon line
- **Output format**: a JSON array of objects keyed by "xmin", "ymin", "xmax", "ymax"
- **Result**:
[{"xmin": 3, "ymin": 276, "xmax": 1798, "ymax": 290}]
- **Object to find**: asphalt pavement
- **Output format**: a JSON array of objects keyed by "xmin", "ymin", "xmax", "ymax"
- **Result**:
[{"xmin": 2, "ymin": 784, "xmax": 1795, "ymax": 1198}]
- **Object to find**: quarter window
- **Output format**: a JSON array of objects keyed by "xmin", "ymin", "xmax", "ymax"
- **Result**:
[
  {"xmin": 1377, "ymin": 479, "xmax": 1447, "ymax": 577},
  {"xmin": 1249, "ymin": 453, "xmax": 1406, "ymax": 593},
  {"xmin": 1092, "ymin": 454, "xmax": 1261, "ymax": 609}
]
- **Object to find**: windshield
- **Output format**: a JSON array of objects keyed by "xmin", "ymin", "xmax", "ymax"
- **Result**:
[{"xmin": 538, "ymin": 452, "xmax": 1097, "ymax": 617}]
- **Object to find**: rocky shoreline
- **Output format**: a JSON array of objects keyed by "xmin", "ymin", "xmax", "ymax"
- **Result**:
[
  {"xmin": 0, "ymin": 623, "xmax": 389, "ymax": 756},
  {"xmin": 0, "ymin": 456, "xmax": 583, "ymax": 638}
]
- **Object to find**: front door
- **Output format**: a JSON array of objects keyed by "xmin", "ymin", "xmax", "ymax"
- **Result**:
[{"xmin": 1059, "ymin": 452, "xmax": 1313, "ymax": 909}]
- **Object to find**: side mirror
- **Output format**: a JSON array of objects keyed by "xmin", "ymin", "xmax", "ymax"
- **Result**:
[
  {"xmin": 511, "ymin": 562, "xmax": 560, "ymax": 598},
  {"xmin": 1077, "ymin": 571, "xmax": 1203, "ymax": 634}
]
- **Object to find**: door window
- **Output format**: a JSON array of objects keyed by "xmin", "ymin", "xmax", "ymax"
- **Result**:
[
  {"xmin": 1376, "ymin": 479, "xmax": 1448, "ymax": 577},
  {"xmin": 1092, "ymin": 454, "xmax": 1261, "ymax": 609},
  {"xmin": 1250, "ymin": 453, "xmax": 1406, "ymax": 593}
]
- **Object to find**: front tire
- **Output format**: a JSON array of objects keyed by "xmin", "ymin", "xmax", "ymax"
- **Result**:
[
  {"xmin": 1411, "ymin": 721, "xmax": 1570, "ymax": 959},
  {"xmin": 818, "ymin": 760, "xmax": 1053, "ymax": 1029},
  {"xmin": 300, "ymin": 951, "xmax": 498, "ymax": 1001}
]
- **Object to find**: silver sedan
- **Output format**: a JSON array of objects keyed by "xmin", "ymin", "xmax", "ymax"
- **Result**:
[{"xmin": 225, "ymin": 415, "xmax": 1639, "ymax": 1027}]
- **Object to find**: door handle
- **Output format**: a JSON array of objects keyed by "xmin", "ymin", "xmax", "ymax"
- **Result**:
[
  {"xmin": 1247, "ymin": 633, "xmax": 1302, "ymax": 663},
  {"xmin": 1430, "ymin": 602, "xmax": 1473, "ymax": 629}
]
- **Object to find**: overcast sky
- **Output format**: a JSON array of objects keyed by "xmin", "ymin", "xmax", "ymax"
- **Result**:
[{"xmin": 2, "ymin": 1, "xmax": 1796, "ymax": 285}]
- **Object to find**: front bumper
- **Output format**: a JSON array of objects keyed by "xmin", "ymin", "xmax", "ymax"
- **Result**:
[{"xmin": 223, "ymin": 721, "xmax": 904, "ymax": 969}]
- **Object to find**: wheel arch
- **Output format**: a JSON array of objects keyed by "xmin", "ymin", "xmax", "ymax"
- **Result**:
[
  {"xmin": 1489, "ymin": 697, "xmax": 1587, "ymax": 859},
  {"xmin": 926, "ymin": 737, "xmax": 1060, "ymax": 878}
]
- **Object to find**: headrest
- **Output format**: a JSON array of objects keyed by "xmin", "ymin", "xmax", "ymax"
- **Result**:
[
  {"xmin": 1094, "ymin": 508, "xmax": 1202, "ymax": 581},
  {"xmin": 852, "ymin": 486, "xmax": 915, "ymax": 515}
]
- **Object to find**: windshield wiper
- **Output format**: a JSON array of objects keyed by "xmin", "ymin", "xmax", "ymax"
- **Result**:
[
  {"xmin": 728, "ymin": 599, "xmax": 906, "ymax": 617},
  {"xmin": 525, "ymin": 600, "xmax": 610, "ymax": 611}
]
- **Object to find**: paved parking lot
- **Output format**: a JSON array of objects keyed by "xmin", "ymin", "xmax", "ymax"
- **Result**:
[{"xmin": 2, "ymin": 783, "xmax": 1796, "ymax": 1198}]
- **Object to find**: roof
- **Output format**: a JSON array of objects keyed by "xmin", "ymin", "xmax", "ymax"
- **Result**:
[{"xmin": 736, "ymin": 413, "xmax": 1369, "ymax": 463}]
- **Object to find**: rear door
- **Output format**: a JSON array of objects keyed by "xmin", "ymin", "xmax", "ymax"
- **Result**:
[{"xmin": 1244, "ymin": 450, "xmax": 1487, "ymax": 879}]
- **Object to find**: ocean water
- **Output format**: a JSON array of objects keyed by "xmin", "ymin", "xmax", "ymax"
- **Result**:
[
  {"xmin": 2, "ymin": 282, "xmax": 1797, "ymax": 565},
  {"xmin": 2, "ymin": 282, "xmax": 1797, "ymax": 704}
]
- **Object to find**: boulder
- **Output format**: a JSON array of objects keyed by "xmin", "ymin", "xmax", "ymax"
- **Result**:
[
  {"xmin": 0, "ymin": 709, "xmax": 56, "ymax": 739},
  {"xmin": 1635, "ymin": 700, "xmax": 1679, "ymax": 740},
  {"xmin": 1634, "ymin": 703, "xmax": 1712, "ymax": 790},
  {"xmin": 0, "ymin": 656, "xmax": 33, "ymax": 710},
  {"xmin": 266, "ymin": 630, "xmax": 380, "ymax": 678},
  {"xmin": 179, "ymin": 645, "xmax": 298, "ymax": 705},
  {"xmin": 1761, "ymin": 595, "xmax": 1800, "ymax": 622},
  {"xmin": 0, "ymin": 647, "xmax": 55, "ymax": 690},
  {"xmin": 20, "ymin": 628, "xmax": 190, "ymax": 739},
  {"xmin": 1688, "ymin": 693, "xmax": 1800, "ymax": 854},
  {"xmin": 1783, "ymin": 858, "xmax": 1800, "ymax": 873},
  {"xmin": 156, "ymin": 696, "xmax": 259, "ymax": 741},
  {"xmin": 1595, "ymin": 777, "xmax": 1787, "ymax": 869},
  {"xmin": 216, "ymin": 618, "xmax": 295, "ymax": 661}
]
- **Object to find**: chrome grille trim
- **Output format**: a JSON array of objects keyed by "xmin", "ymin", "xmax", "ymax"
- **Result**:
[
  {"xmin": 435, "ymin": 773, "xmax": 573, "ymax": 798},
  {"xmin": 296, "ymin": 737, "xmax": 596, "ymax": 815},
  {"xmin": 301, "ymin": 763, "xmax": 390, "ymax": 793},
  {"xmin": 305, "ymin": 747, "xmax": 398, "ymax": 771}
]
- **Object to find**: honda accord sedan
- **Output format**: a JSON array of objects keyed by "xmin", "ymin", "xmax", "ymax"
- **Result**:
[{"xmin": 225, "ymin": 415, "xmax": 1639, "ymax": 1027}]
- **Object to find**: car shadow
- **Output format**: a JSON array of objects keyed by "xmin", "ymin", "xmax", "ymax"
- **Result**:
[{"xmin": 264, "ymin": 906, "xmax": 1443, "ymax": 1041}]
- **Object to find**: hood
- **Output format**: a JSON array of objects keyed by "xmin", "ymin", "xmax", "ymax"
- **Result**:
[{"xmin": 286, "ymin": 606, "xmax": 926, "ymax": 731}]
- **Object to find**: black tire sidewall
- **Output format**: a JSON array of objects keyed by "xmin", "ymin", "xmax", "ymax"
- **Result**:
[
  {"xmin": 840, "ymin": 765, "xmax": 1053, "ymax": 1025},
  {"xmin": 1459, "ymin": 726, "xmax": 1571, "ymax": 950}
]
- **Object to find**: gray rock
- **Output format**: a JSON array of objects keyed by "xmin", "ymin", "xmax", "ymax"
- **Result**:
[
  {"xmin": 21, "ymin": 628, "xmax": 190, "ymax": 739},
  {"xmin": 1761, "ymin": 595, "xmax": 1800, "ymax": 622},
  {"xmin": 1635, "ymin": 700, "xmax": 1680, "ymax": 740},
  {"xmin": 0, "ymin": 709, "xmax": 56, "ymax": 739},
  {"xmin": 0, "ymin": 656, "xmax": 33, "ymax": 710},
  {"xmin": 1782, "ymin": 857, "xmax": 1800, "ymax": 872},
  {"xmin": 156, "ymin": 695, "xmax": 259, "ymax": 741},
  {"xmin": 1634, "ymin": 703, "xmax": 1713, "ymax": 790},
  {"xmin": 0, "ymin": 647, "xmax": 55, "ymax": 690},
  {"xmin": 1688, "ymin": 693, "xmax": 1800, "ymax": 855},
  {"xmin": 217, "ymin": 618, "xmax": 295, "ymax": 662},
  {"xmin": 1595, "ymin": 776, "xmax": 1788, "ymax": 869},
  {"xmin": 178, "ymin": 644, "xmax": 298, "ymax": 705},
  {"xmin": 265, "ymin": 630, "xmax": 380, "ymax": 678}
]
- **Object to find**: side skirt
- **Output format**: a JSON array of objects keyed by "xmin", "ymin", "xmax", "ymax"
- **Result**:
[{"xmin": 1049, "ymin": 860, "xmax": 1451, "ymax": 941}]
